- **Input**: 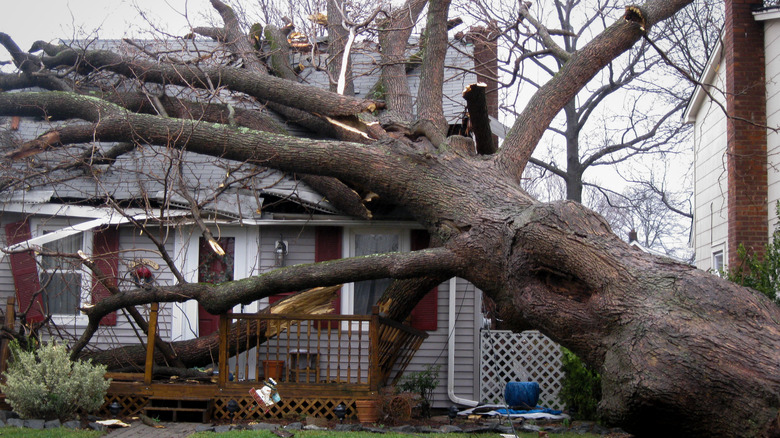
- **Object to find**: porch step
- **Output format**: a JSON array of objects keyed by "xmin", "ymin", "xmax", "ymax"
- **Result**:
[{"xmin": 144, "ymin": 397, "xmax": 214, "ymax": 423}]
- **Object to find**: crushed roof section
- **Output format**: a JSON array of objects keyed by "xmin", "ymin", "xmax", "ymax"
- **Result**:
[
  {"xmin": 1, "ymin": 36, "xmax": 477, "ymax": 218},
  {"xmin": 0, "ymin": 117, "xmax": 337, "ymax": 217},
  {"xmin": 295, "ymin": 39, "xmax": 476, "ymax": 122}
]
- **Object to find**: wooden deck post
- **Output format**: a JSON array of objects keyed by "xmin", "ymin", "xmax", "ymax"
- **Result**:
[
  {"xmin": 369, "ymin": 306, "xmax": 380, "ymax": 392},
  {"xmin": 218, "ymin": 313, "xmax": 229, "ymax": 388},
  {"xmin": 144, "ymin": 302, "xmax": 159, "ymax": 385},
  {"xmin": 0, "ymin": 297, "xmax": 15, "ymax": 375}
]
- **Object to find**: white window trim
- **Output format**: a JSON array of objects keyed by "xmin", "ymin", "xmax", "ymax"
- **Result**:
[
  {"xmin": 31, "ymin": 218, "xmax": 93, "ymax": 327},
  {"xmin": 712, "ymin": 245, "xmax": 725, "ymax": 275},
  {"xmin": 171, "ymin": 226, "xmax": 259, "ymax": 341},
  {"xmin": 341, "ymin": 227, "xmax": 410, "ymax": 318}
]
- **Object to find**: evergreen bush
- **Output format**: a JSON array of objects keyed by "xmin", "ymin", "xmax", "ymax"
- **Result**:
[
  {"xmin": 0, "ymin": 341, "xmax": 111, "ymax": 421},
  {"xmin": 559, "ymin": 347, "xmax": 601, "ymax": 421},
  {"xmin": 724, "ymin": 202, "xmax": 780, "ymax": 302}
]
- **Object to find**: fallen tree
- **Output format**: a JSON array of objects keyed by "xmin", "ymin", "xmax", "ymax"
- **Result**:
[{"xmin": 0, "ymin": 0, "xmax": 778, "ymax": 436}]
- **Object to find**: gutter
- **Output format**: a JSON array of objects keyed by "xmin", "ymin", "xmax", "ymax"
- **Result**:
[{"xmin": 448, "ymin": 277, "xmax": 480, "ymax": 407}]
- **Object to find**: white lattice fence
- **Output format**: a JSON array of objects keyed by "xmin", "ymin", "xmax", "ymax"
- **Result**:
[{"xmin": 479, "ymin": 330, "xmax": 564, "ymax": 410}]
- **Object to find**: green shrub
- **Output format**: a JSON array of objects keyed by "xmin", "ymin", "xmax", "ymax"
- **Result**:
[
  {"xmin": 398, "ymin": 364, "xmax": 440, "ymax": 416},
  {"xmin": 723, "ymin": 201, "xmax": 780, "ymax": 303},
  {"xmin": 559, "ymin": 347, "xmax": 601, "ymax": 421},
  {"xmin": 0, "ymin": 341, "xmax": 111, "ymax": 421}
]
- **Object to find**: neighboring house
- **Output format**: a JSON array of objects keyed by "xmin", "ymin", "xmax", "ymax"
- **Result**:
[
  {"xmin": 0, "ymin": 32, "xmax": 512, "ymax": 412},
  {"xmin": 684, "ymin": 1, "xmax": 778, "ymax": 272},
  {"xmin": 626, "ymin": 229, "xmax": 689, "ymax": 262}
]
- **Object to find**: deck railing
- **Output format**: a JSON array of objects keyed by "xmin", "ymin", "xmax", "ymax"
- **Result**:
[
  {"xmin": 217, "ymin": 309, "xmax": 381, "ymax": 390},
  {"xmin": 213, "ymin": 306, "xmax": 428, "ymax": 390},
  {"xmin": 0, "ymin": 299, "xmax": 425, "ymax": 394}
]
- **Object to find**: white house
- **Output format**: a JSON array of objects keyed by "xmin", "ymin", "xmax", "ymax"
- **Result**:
[{"xmin": 683, "ymin": 1, "xmax": 779, "ymax": 272}]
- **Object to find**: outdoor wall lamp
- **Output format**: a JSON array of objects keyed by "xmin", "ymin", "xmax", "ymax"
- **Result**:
[
  {"xmin": 448, "ymin": 405, "xmax": 459, "ymax": 423},
  {"xmin": 274, "ymin": 236, "xmax": 288, "ymax": 267},
  {"xmin": 227, "ymin": 399, "xmax": 239, "ymax": 422},
  {"xmin": 334, "ymin": 402, "xmax": 347, "ymax": 423},
  {"xmin": 109, "ymin": 401, "xmax": 121, "ymax": 418}
]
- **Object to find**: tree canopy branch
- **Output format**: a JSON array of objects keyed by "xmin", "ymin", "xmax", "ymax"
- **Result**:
[
  {"xmin": 34, "ymin": 44, "xmax": 378, "ymax": 117},
  {"xmin": 496, "ymin": 0, "xmax": 693, "ymax": 180},
  {"xmin": 83, "ymin": 247, "xmax": 461, "ymax": 320}
]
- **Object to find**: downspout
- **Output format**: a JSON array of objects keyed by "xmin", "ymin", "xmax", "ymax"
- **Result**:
[{"xmin": 448, "ymin": 277, "xmax": 480, "ymax": 407}]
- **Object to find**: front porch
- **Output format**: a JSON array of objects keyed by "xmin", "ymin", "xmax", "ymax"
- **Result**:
[{"xmin": 98, "ymin": 303, "xmax": 428, "ymax": 422}]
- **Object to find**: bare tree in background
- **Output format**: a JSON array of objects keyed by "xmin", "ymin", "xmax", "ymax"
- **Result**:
[{"xmin": 455, "ymin": 0, "xmax": 719, "ymax": 256}]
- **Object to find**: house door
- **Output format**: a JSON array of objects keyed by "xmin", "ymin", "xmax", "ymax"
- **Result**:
[{"xmin": 197, "ymin": 237, "xmax": 235, "ymax": 336}]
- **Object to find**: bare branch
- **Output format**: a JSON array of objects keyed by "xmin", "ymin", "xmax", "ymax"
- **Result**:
[
  {"xmin": 497, "ymin": 0, "xmax": 694, "ymax": 180},
  {"xmin": 518, "ymin": 2, "xmax": 571, "ymax": 62},
  {"xmin": 36, "ymin": 45, "xmax": 378, "ymax": 117},
  {"xmin": 83, "ymin": 246, "xmax": 462, "ymax": 320}
]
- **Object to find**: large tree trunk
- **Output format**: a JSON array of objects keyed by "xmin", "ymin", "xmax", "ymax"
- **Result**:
[{"xmin": 487, "ymin": 199, "xmax": 780, "ymax": 436}]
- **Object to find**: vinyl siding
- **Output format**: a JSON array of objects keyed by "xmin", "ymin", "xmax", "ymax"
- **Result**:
[
  {"xmin": 259, "ymin": 225, "xmax": 316, "ymax": 273},
  {"xmin": 404, "ymin": 277, "xmax": 481, "ymax": 407},
  {"xmin": 765, "ymin": 18, "xmax": 780, "ymax": 232},
  {"xmin": 692, "ymin": 51, "xmax": 729, "ymax": 271},
  {"xmin": 0, "ymin": 215, "xmax": 176, "ymax": 348}
]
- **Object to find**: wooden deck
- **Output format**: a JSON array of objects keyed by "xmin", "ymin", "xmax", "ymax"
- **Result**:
[{"xmin": 99, "ymin": 305, "xmax": 427, "ymax": 422}]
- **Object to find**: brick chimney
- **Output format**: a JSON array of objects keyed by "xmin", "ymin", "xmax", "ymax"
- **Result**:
[{"xmin": 725, "ymin": 0, "xmax": 768, "ymax": 266}]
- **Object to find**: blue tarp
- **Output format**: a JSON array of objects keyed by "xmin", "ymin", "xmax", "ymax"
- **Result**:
[
  {"xmin": 457, "ymin": 404, "xmax": 569, "ymax": 420},
  {"xmin": 495, "ymin": 407, "xmax": 563, "ymax": 416}
]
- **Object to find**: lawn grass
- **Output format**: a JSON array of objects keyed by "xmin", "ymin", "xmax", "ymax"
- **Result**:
[
  {"xmin": 188, "ymin": 429, "xmax": 604, "ymax": 438},
  {"xmin": 0, "ymin": 427, "xmax": 104, "ymax": 437}
]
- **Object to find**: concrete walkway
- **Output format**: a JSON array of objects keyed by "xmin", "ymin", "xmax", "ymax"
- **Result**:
[{"xmin": 103, "ymin": 420, "xmax": 203, "ymax": 437}]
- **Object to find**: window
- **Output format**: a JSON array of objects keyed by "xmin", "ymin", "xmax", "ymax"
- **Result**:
[
  {"xmin": 36, "ymin": 226, "xmax": 92, "ymax": 322},
  {"xmin": 353, "ymin": 233, "xmax": 398, "ymax": 314},
  {"xmin": 343, "ymin": 229, "xmax": 409, "ymax": 315},
  {"xmin": 712, "ymin": 250, "xmax": 724, "ymax": 275}
]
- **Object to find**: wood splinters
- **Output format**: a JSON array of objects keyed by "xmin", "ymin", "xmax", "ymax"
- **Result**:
[
  {"xmin": 6, "ymin": 131, "xmax": 61, "ymax": 160},
  {"xmin": 624, "ymin": 6, "xmax": 646, "ymax": 32}
]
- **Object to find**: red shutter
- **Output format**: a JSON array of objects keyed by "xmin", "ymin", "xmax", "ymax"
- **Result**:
[
  {"xmin": 410, "ymin": 229, "xmax": 438, "ymax": 331},
  {"xmin": 4, "ymin": 220, "xmax": 45, "ymax": 323},
  {"xmin": 269, "ymin": 291, "xmax": 295, "ymax": 306},
  {"xmin": 315, "ymin": 226, "xmax": 342, "ymax": 328},
  {"xmin": 92, "ymin": 227, "xmax": 119, "ymax": 325}
]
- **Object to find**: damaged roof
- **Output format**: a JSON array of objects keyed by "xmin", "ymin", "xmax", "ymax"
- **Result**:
[{"xmin": 0, "ymin": 35, "xmax": 477, "ymax": 220}]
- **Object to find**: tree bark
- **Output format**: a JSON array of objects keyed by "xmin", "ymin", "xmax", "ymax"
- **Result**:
[
  {"xmin": 463, "ymin": 83, "xmax": 496, "ymax": 155},
  {"xmin": 416, "ymin": 0, "xmax": 451, "ymax": 135},
  {"xmin": 327, "ymin": 0, "xmax": 355, "ymax": 96},
  {"xmin": 378, "ymin": 0, "xmax": 428, "ymax": 122},
  {"xmin": 36, "ymin": 45, "xmax": 377, "ymax": 117},
  {"xmin": 491, "ymin": 200, "xmax": 780, "ymax": 437}
]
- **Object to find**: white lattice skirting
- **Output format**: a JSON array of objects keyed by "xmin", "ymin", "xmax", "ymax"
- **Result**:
[{"xmin": 479, "ymin": 330, "xmax": 564, "ymax": 410}]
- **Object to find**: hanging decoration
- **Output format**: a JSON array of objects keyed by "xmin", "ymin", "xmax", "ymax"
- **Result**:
[{"xmin": 128, "ymin": 259, "xmax": 158, "ymax": 286}]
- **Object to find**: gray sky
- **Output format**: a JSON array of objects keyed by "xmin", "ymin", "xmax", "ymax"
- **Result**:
[{"xmin": 1, "ymin": 0, "xmax": 212, "ymax": 62}]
